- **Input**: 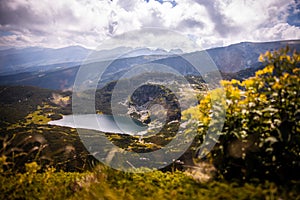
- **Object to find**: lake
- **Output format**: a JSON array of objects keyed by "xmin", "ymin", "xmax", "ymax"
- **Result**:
[{"xmin": 48, "ymin": 114, "xmax": 147, "ymax": 135}]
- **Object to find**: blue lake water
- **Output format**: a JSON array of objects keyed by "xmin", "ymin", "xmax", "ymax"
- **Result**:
[{"xmin": 48, "ymin": 114, "xmax": 147, "ymax": 135}]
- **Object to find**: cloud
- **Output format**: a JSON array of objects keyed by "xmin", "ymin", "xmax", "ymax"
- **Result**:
[
  {"xmin": 0, "ymin": 0, "xmax": 299, "ymax": 50},
  {"xmin": 254, "ymin": 22, "xmax": 300, "ymax": 41},
  {"xmin": 97, "ymin": 28, "xmax": 201, "ymax": 52},
  {"xmin": 0, "ymin": 0, "xmax": 116, "ymax": 48},
  {"xmin": 194, "ymin": 0, "xmax": 239, "ymax": 37}
]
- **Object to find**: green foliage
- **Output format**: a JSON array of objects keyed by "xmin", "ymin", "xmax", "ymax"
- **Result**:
[
  {"xmin": 0, "ymin": 161, "xmax": 84, "ymax": 200},
  {"xmin": 186, "ymin": 47, "xmax": 300, "ymax": 182},
  {"xmin": 1, "ymin": 162, "xmax": 298, "ymax": 200},
  {"xmin": 0, "ymin": 125, "xmax": 97, "ymax": 173}
]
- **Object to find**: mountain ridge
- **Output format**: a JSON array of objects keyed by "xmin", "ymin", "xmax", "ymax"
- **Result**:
[{"xmin": 0, "ymin": 39, "xmax": 299, "ymax": 90}]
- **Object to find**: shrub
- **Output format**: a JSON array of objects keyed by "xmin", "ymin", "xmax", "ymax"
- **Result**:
[{"xmin": 185, "ymin": 47, "xmax": 300, "ymax": 183}]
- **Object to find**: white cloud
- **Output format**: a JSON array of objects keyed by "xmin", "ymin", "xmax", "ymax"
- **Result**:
[
  {"xmin": 193, "ymin": 0, "xmax": 300, "ymax": 48},
  {"xmin": 96, "ymin": 28, "xmax": 201, "ymax": 52},
  {"xmin": 0, "ymin": 0, "xmax": 299, "ymax": 50},
  {"xmin": 254, "ymin": 23, "xmax": 300, "ymax": 41}
]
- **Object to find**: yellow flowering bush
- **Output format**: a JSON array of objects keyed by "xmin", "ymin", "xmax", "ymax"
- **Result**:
[{"xmin": 186, "ymin": 47, "xmax": 300, "ymax": 182}]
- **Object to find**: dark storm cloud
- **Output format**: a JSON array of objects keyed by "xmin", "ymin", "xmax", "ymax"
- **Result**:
[{"xmin": 194, "ymin": 0, "xmax": 239, "ymax": 36}]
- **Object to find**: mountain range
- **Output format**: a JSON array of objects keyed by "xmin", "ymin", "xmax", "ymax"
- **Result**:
[
  {"xmin": 0, "ymin": 40, "xmax": 299, "ymax": 90},
  {"xmin": 0, "ymin": 46, "xmax": 181, "ymax": 76}
]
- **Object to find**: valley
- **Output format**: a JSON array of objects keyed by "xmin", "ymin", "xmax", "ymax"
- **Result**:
[{"xmin": 0, "ymin": 42, "xmax": 299, "ymax": 199}]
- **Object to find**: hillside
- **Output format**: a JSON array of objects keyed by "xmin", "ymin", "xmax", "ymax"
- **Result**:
[
  {"xmin": 0, "ymin": 48, "xmax": 299, "ymax": 199},
  {"xmin": 0, "ymin": 40, "xmax": 299, "ymax": 90}
]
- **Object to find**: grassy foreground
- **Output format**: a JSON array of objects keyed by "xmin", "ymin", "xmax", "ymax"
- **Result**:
[{"xmin": 1, "ymin": 162, "xmax": 299, "ymax": 200}]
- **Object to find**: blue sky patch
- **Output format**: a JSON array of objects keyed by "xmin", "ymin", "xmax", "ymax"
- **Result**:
[
  {"xmin": 287, "ymin": 0, "xmax": 300, "ymax": 27},
  {"xmin": 0, "ymin": 31, "xmax": 14, "ymax": 37},
  {"xmin": 144, "ymin": 0, "xmax": 177, "ymax": 7}
]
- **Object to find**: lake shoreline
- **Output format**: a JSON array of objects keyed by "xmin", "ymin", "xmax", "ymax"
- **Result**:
[{"xmin": 48, "ymin": 114, "xmax": 147, "ymax": 136}]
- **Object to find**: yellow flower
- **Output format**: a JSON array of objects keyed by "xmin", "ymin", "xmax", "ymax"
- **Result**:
[
  {"xmin": 230, "ymin": 79, "xmax": 241, "ymax": 85},
  {"xmin": 283, "ymin": 73, "xmax": 289, "ymax": 79},
  {"xmin": 242, "ymin": 78, "xmax": 255, "ymax": 88},
  {"xmin": 258, "ymin": 54, "xmax": 264, "ymax": 62},
  {"xmin": 25, "ymin": 162, "xmax": 40, "ymax": 174},
  {"xmin": 265, "ymin": 65, "xmax": 274, "ymax": 74},
  {"xmin": 272, "ymin": 82, "xmax": 282, "ymax": 90},
  {"xmin": 265, "ymin": 51, "xmax": 271, "ymax": 59},
  {"xmin": 255, "ymin": 69, "xmax": 264, "ymax": 76},
  {"xmin": 256, "ymin": 65, "xmax": 274, "ymax": 76}
]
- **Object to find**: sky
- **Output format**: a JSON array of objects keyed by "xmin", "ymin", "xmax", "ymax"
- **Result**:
[{"xmin": 0, "ymin": 0, "xmax": 299, "ymax": 50}]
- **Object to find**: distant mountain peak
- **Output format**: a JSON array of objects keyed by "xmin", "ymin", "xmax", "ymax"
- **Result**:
[{"xmin": 1, "ymin": 39, "xmax": 299, "ymax": 77}]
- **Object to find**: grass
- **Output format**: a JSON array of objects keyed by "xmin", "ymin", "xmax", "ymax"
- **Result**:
[
  {"xmin": 1, "ymin": 163, "xmax": 299, "ymax": 200},
  {"xmin": 5, "ymin": 103, "xmax": 58, "ymax": 130},
  {"xmin": 1, "ymin": 100, "xmax": 299, "ymax": 199}
]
